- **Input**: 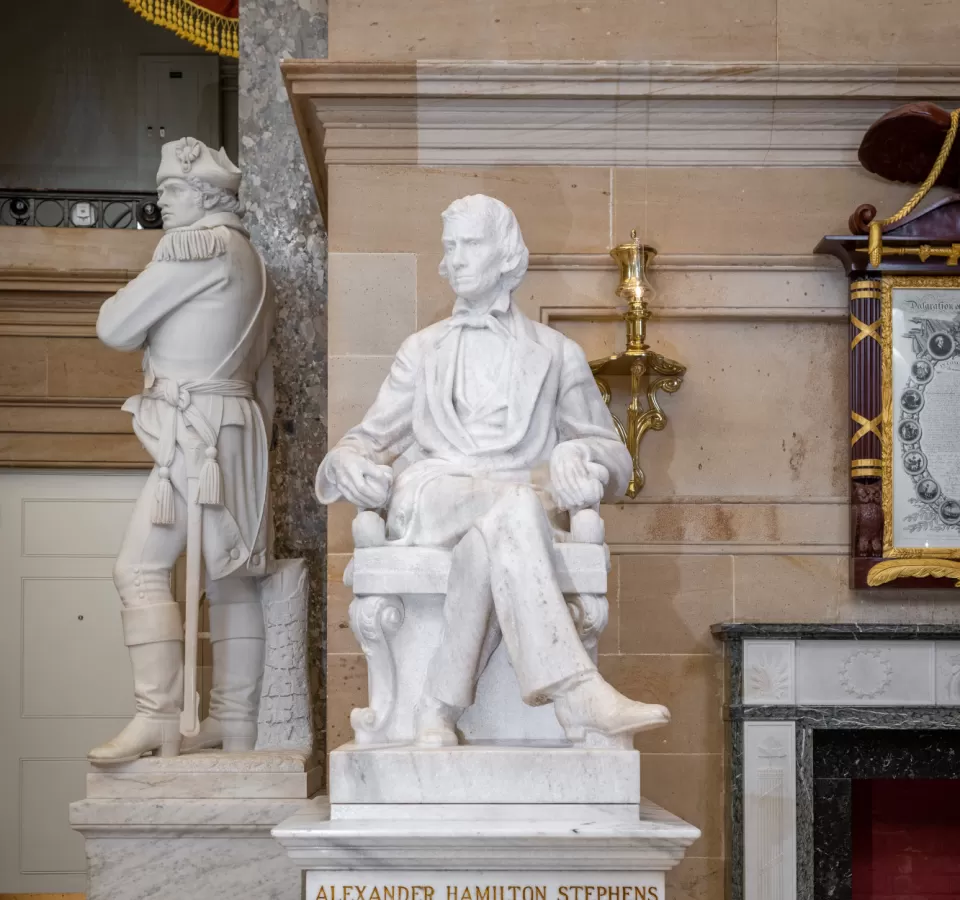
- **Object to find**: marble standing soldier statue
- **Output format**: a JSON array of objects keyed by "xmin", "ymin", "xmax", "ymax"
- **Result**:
[
  {"xmin": 89, "ymin": 137, "xmax": 274, "ymax": 764},
  {"xmin": 316, "ymin": 194, "xmax": 670, "ymax": 747}
]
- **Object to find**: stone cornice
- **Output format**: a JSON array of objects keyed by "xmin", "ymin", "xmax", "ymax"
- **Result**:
[
  {"xmin": 283, "ymin": 61, "xmax": 960, "ymax": 98},
  {"xmin": 283, "ymin": 61, "xmax": 960, "ymax": 218}
]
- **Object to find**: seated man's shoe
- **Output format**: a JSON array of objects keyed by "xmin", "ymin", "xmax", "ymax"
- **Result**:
[
  {"xmin": 415, "ymin": 697, "xmax": 463, "ymax": 748},
  {"xmin": 88, "ymin": 714, "xmax": 182, "ymax": 765},
  {"xmin": 181, "ymin": 717, "xmax": 258, "ymax": 754},
  {"xmin": 553, "ymin": 672, "xmax": 670, "ymax": 746}
]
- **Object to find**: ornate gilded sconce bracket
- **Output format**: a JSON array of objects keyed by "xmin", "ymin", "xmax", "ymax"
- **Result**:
[{"xmin": 590, "ymin": 231, "xmax": 686, "ymax": 498}]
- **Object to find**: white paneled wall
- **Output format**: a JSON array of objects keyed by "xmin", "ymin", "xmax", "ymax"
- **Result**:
[{"xmin": 0, "ymin": 470, "xmax": 147, "ymax": 893}]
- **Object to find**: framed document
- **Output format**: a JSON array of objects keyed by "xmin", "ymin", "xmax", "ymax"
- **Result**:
[
  {"xmin": 815, "ymin": 137, "xmax": 960, "ymax": 586},
  {"xmin": 883, "ymin": 277, "xmax": 960, "ymax": 558}
]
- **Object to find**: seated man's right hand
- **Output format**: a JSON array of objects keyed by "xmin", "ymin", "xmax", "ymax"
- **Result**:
[{"xmin": 327, "ymin": 448, "xmax": 393, "ymax": 509}]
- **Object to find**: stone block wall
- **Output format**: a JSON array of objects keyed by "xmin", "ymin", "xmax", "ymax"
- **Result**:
[{"xmin": 325, "ymin": 0, "xmax": 960, "ymax": 64}]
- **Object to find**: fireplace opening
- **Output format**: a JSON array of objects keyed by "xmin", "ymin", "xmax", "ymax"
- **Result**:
[
  {"xmin": 813, "ymin": 730, "xmax": 960, "ymax": 900},
  {"xmin": 852, "ymin": 780, "xmax": 960, "ymax": 900}
]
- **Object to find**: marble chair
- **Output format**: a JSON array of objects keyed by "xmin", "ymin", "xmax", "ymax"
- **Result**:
[{"xmin": 342, "ymin": 507, "xmax": 611, "ymax": 746}]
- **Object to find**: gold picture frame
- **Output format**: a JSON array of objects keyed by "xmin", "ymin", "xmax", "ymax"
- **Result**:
[{"xmin": 881, "ymin": 275, "xmax": 960, "ymax": 560}]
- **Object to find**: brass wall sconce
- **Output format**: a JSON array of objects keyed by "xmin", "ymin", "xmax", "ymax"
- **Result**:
[{"xmin": 590, "ymin": 230, "xmax": 686, "ymax": 498}]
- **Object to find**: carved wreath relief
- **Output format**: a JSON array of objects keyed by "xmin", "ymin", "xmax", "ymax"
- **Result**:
[{"xmin": 839, "ymin": 648, "xmax": 893, "ymax": 700}]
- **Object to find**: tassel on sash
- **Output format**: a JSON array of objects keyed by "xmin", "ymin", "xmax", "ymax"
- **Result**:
[
  {"xmin": 197, "ymin": 447, "xmax": 224, "ymax": 507},
  {"xmin": 153, "ymin": 466, "xmax": 176, "ymax": 525}
]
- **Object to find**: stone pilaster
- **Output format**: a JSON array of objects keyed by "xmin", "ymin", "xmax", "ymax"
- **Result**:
[{"xmin": 238, "ymin": 0, "xmax": 328, "ymax": 757}]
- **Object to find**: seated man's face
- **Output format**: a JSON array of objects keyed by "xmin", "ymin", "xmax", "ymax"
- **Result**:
[{"xmin": 441, "ymin": 213, "xmax": 504, "ymax": 307}]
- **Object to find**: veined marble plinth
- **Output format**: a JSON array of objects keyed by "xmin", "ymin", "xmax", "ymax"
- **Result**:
[
  {"xmin": 330, "ymin": 743, "xmax": 639, "ymax": 807},
  {"xmin": 86, "ymin": 749, "xmax": 323, "ymax": 799},
  {"xmin": 274, "ymin": 798, "xmax": 699, "ymax": 900},
  {"xmin": 71, "ymin": 796, "xmax": 311, "ymax": 900},
  {"xmin": 71, "ymin": 752, "xmax": 320, "ymax": 900}
]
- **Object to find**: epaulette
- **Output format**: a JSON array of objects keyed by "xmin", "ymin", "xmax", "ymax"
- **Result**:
[{"xmin": 152, "ymin": 225, "xmax": 228, "ymax": 263}]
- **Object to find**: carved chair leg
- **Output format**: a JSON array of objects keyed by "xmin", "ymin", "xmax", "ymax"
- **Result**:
[
  {"xmin": 566, "ymin": 593, "xmax": 609, "ymax": 664},
  {"xmin": 348, "ymin": 594, "xmax": 404, "ymax": 745}
]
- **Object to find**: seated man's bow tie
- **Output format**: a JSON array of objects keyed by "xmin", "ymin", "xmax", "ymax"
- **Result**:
[{"xmin": 449, "ymin": 310, "xmax": 513, "ymax": 340}]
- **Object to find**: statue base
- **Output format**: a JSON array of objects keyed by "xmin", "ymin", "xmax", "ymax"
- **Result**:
[
  {"xmin": 70, "ymin": 751, "xmax": 320, "ymax": 900},
  {"xmin": 274, "ymin": 797, "xmax": 699, "ymax": 900},
  {"xmin": 82, "ymin": 749, "xmax": 322, "ymax": 798},
  {"xmin": 331, "ymin": 742, "xmax": 639, "ymax": 808}
]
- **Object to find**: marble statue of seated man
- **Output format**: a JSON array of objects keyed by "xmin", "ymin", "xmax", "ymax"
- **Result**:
[{"xmin": 315, "ymin": 194, "xmax": 669, "ymax": 748}]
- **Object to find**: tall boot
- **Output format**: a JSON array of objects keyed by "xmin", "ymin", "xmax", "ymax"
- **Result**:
[
  {"xmin": 182, "ymin": 594, "xmax": 264, "ymax": 753},
  {"xmin": 88, "ymin": 603, "xmax": 183, "ymax": 765}
]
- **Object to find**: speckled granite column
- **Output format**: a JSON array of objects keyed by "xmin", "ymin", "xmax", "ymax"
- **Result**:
[{"xmin": 239, "ymin": 0, "xmax": 328, "ymax": 756}]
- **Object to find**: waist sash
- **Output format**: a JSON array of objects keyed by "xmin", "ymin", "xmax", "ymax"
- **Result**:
[{"xmin": 146, "ymin": 377, "xmax": 254, "ymax": 525}]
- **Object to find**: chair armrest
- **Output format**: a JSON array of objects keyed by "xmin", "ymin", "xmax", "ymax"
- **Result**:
[
  {"xmin": 570, "ymin": 507, "xmax": 605, "ymax": 545},
  {"xmin": 353, "ymin": 509, "xmax": 387, "ymax": 547}
]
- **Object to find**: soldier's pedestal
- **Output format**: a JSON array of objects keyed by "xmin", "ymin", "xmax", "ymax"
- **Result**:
[
  {"xmin": 272, "ymin": 743, "xmax": 699, "ymax": 900},
  {"xmin": 70, "ymin": 751, "xmax": 321, "ymax": 900}
]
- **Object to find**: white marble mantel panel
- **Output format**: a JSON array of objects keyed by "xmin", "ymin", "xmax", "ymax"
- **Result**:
[
  {"xmin": 935, "ymin": 642, "xmax": 960, "ymax": 705},
  {"xmin": 738, "ymin": 639, "xmax": 960, "ymax": 707},
  {"xmin": 743, "ymin": 640, "xmax": 796, "ymax": 706},
  {"xmin": 795, "ymin": 641, "xmax": 935, "ymax": 707},
  {"xmin": 743, "ymin": 722, "xmax": 796, "ymax": 900}
]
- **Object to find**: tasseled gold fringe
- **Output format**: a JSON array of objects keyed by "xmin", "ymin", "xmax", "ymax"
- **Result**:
[
  {"xmin": 122, "ymin": 0, "xmax": 239, "ymax": 58},
  {"xmin": 153, "ymin": 227, "xmax": 227, "ymax": 263}
]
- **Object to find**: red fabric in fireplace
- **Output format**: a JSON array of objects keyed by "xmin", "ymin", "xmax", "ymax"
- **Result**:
[{"xmin": 853, "ymin": 780, "xmax": 960, "ymax": 899}]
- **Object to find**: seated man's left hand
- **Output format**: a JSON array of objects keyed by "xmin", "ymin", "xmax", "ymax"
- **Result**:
[{"xmin": 549, "ymin": 442, "xmax": 610, "ymax": 511}]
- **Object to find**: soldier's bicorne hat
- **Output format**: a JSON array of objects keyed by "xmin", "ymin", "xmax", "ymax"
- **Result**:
[{"xmin": 157, "ymin": 137, "xmax": 242, "ymax": 195}]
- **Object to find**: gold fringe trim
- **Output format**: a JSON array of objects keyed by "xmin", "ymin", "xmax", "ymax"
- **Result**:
[
  {"xmin": 153, "ymin": 227, "xmax": 227, "ymax": 263},
  {"xmin": 122, "ymin": 0, "xmax": 238, "ymax": 58},
  {"xmin": 867, "ymin": 558, "xmax": 960, "ymax": 587}
]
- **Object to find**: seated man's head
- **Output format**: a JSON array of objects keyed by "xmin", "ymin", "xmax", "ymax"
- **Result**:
[
  {"xmin": 439, "ymin": 194, "xmax": 529, "ymax": 309},
  {"xmin": 156, "ymin": 137, "xmax": 244, "ymax": 230}
]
